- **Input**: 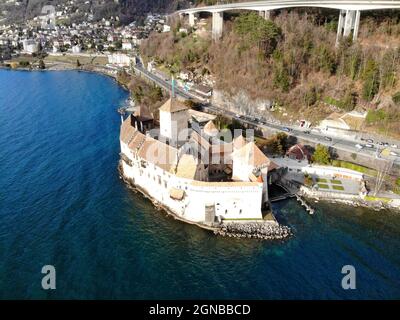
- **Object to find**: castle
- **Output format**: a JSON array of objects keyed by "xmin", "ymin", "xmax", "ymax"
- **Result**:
[{"xmin": 119, "ymin": 98, "xmax": 278, "ymax": 227}]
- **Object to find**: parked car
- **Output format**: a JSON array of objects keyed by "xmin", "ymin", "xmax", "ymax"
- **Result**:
[
  {"xmin": 391, "ymin": 144, "xmax": 398, "ymax": 149},
  {"xmin": 390, "ymin": 151, "xmax": 398, "ymax": 156},
  {"xmin": 304, "ymin": 130, "xmax": 311, "ymax": 134},
  {"xmin": 355, "ymin": 144, "xmax": 363, "ymax": 149},
  {"xmin": 324, "ymin": 136, "xmax": 332, "ymax": 141},
  {"xmin": 366, "ymin": 139, "xmax": 374, "ymax": 144},
  {"xmin": 365, "ymin": 143, "xmax": 374, "ymax": 148},
  {"xmin": 283, "ymin": 127, "xmax": 291, "ymax": 132}
]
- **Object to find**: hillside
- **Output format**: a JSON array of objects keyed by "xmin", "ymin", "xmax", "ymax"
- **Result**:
[
  {"xmin": 0, "ymin": 0, "xmax": 192, "ymax": 25},
  {"xmin": 140, "ymin": 8, "xmax": 400, "ymax": 138}
]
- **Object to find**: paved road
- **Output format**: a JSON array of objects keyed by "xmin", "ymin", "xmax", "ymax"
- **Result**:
[{"xmin": 133, "ymin": 62, "xmax": 400, "ymax": 165}]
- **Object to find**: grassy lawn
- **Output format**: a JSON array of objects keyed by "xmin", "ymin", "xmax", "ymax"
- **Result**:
[
  {"xmin": 45, "ymin": 54, "xmax": 108, "ymax": 66},
  {"xmin": 332, "ymin": 185, "xmax": 345, "ymax": 191},
  {"xmin": 365, "ymin": 195, "xmax": 391, "ymax": 203},
  {"xmin": 317, "ymin": 178, "xmax": 328, "ymax": 183},
  {"xmin": 331, "ymin": 179, "xmax": 342, "ymax": 184},
  {"xmin": 331, "ymin": 160, "xmax": 378, "ymax": 177},
  {"xmin": 318, "ymin": 184, "xmax": 329, "ymax": 189}
]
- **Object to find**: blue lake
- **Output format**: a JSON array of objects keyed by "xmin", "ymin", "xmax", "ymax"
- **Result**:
[{"xmin": 0, "ymin": 69, "xmax": 399, "ymax": 299}]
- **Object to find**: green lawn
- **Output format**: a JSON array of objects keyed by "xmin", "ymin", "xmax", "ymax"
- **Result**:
[
  {"xmin": 332, "ymin": 185, "xmax": 345, "ymax": 191},
  {"xmin": 317, "ymin": 178, "xmax": 328, "ymax": 183},
  {"xmin": 331, "ymin": 160, "xmax": 378, "ymax": 177},
  {"xmin": 318, "ymin": 184, "xmax": 329, "ymax": 189},
  {"xmin": 331, "ymin": 179, "xmax": 342, "ymax": 184},
  {"xmin": 365, "ymin": 195, "xmax": 391, "ymax": 203}
]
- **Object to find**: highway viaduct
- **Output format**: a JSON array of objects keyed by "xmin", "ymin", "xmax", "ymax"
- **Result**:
[{"xmin": 177, "ymin": 1, "xmax": 400, "ymax": 45}]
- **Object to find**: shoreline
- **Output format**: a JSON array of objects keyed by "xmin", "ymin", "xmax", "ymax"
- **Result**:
[
  {"xmin": 118, "ymin": 161, "xmax": 292, "ymax": 241},
  {"xmin": 0, "ymin": 62, "xmax": 130, "ymax": 92}
]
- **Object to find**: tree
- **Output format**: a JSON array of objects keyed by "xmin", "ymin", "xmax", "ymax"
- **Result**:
[
  {"xmin": 76, "ymin": 59, "xmax": 81, "ymax": 67},
  {"xmin": 234, "ymin": 12, "xmax": 282, "ymax": 56},
  {"xmin": 266, "ymin": 132, "xmax": 288, "ymax": 155},
  {"xmin": 362, "ymin": 59, "xmax": 380, "ymax": 101},
  {"xmin": 312, "ymin": 144, "xmax": 331, "ymax": 164},
  {"xmin": 38, "ymin": 59, "xmax": 45, "ymax": 70}
]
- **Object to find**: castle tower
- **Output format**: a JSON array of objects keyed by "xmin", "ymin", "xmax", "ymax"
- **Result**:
[{"xmin": 159, "ymin": 98, "xmax": 189, "ymax": 146}]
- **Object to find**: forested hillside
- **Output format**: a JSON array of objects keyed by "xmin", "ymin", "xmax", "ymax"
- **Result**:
[{"xmin": 141, "ymin": 9, "xmax": 400, "ymax": 138}]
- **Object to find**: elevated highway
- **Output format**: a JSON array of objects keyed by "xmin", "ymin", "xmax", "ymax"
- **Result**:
[{"xmin": 177, "ymin": 0, "xmax": 400, "ymax": 43}]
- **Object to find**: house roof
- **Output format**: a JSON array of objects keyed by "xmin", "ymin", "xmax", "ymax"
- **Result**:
[
  {"xmin": 176, "ymin": 154, "xmax": 198, "ymax": 179},
  {"xmin": 286, "ymin": 144, "xmax": 311, "ymax": 161},
  {"xmin": 137, "ymin": 137, "xmax": 178, "ymax": 172},
  {"xmin": 120, "ymin": 115, "xmax": 136, "ymax": 144},
  {"xmin": 135, "ymin": 105, "xmax": 153, "ymax": 121},
  {"xmin": 233, "ymin": 135, "xmax": 247, "ymax": 150},
  {"xmin": 159, "ymin": 98, "xmax": 188, "ymax": 113},
  {"xmin": 190, "ymin": 131, "xmax": 210, "ymax": 150},
  {"xmin": 234, "ymin": 141, "xmax": 278, "ymax": 171},
  {"xmin": 203, "ymin": 120, "xmax": 219, "ymax": 136}
]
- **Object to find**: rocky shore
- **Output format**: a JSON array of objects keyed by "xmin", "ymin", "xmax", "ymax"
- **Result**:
[{"xmin": 214, "ymin": 222, "xmax": 292, "ymax": 240}]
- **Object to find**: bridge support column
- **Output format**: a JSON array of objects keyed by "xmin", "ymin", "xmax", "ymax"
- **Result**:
[
  {"xmin": 189, "ymin": 13, "xmax": 195, "ymax": 27},
  {"xmin": 353, "ymin": 10, "xmax": 361, "ymax": 41},
  {"xmin": 212, "ymin": 11, "xmax": 223, "ymax": 41},
  {"xmin": 258, "ymin": 10, "xmax": 271, "ymax": 20},
  {"xmin": 336, "ymin": 9, "xmax": 361, "ymax": 47}
]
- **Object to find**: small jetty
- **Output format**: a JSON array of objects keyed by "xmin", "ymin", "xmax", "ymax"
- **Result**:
[{"xmin": 295, "ymin": 195, "xmax": 315, "ymax": 215}]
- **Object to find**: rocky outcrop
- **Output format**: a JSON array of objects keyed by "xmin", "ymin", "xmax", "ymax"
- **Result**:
[{"xmin": 215, "ymin": 222, "xmax": 292, "ymax": 240}]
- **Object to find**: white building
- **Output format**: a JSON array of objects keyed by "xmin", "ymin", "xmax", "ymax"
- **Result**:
[
  {"xmin": 122, "ymin": 41, "xmax": 133, "ymax": 50},
  {"xmin": 159, "ymin": 99, "xmax": 189, "ymax": 146},
  {"xmin": 22, "ymin": 39, "xmax": 39, "ymax": 54},
  {"xmin": 71, "ymin": 45, "xmax": 81, "ymax": 53},
  {"xmin": 107, "ymin": 53, "xmax": 132, "ymax": 67}
]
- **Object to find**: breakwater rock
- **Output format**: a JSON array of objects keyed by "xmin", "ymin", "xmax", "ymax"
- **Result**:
[{"xmin": 215, "ymin": 222, "xmax": 292, "ymax": 240}]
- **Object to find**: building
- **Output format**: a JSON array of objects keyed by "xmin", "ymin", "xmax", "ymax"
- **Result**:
[
  {"xmin": 108, "ymin": 53, "xmax": 132, "ymax": 67},
  {"xmin": 119, "ymin": 98, "xmax": 279, "ymax": 226},
  {"xmin": 286, "ymin": 144, "xmax": 311, "ymax": 162},
  {"xmin": 71, "ymin": 45, "xmax": 81, "ymax": 53},
  {"xmin": 22, "ymin": 39, "xmax": 39, "ymax": 54},
  {"xmin": 159, "ymin": 99, "xmax": 189, "ymax": 146}
]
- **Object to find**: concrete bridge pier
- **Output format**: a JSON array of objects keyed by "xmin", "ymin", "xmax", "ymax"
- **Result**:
[
  {"xmin": 336, "ymin": 9, "xmax": 361, "ymax": 46},
  {"xmin": 212, "ymin": 11, "xmax": 224, "ymax": 41},
  {"xmin": 189, "ymin": 12, "xmax": 196, "ymax": 27},
  {"xmin": 259, "ymin": 10, "xmax": 271, "ymax": 20}
]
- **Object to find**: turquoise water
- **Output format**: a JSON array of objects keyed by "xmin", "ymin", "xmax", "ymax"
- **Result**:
[{"xmin": 0, "ymin": 69, "xmax": 399, "ymax": 299}]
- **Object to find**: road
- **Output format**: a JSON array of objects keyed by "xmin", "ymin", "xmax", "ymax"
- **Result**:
[{"xmin": 132, "ymin": 62, "xmax": 400, "ymax": 165}]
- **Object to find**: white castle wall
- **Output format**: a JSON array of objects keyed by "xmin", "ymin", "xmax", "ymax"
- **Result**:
[{"xmin": 120, "ymin": 141, "xmax": 264, "ymax": 223}]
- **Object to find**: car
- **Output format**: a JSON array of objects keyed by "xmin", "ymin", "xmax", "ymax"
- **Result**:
[
  {"xmin": 365, "ymin": 143, "xmax": 374, "ymax": 148},
  {"xmin": 390, "ymin": 151, "xmax": 398, "ymax": 156},
  {"xmin": 355, "ymin": 144, "xmax": 363, "ymax": 149},
  {"xmin": 324, "ymin": 136, "xmax": 332, "ymax": 142},
  {"xmin": 235, "ymin": 114, "xmax": 241, "ymax": 118},
  {"xmin": 391, "ymin": 144, "xmax": 398, "ymax": 149},
  {"xmin": 366, "ymin": 139, "xmax": 374, "ymax": 144},
  {"xmin": 304, "ymin": 130, "xmax": 311, "ymax": 134},
  {"xmin": 283, "ymin": 127, "xmax": 291, "ymax": 132}
]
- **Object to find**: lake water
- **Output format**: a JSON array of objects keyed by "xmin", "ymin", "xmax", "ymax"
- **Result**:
[{"xmin": 0, "ymin": 69, "xmax": 399, "ymax": 299}]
